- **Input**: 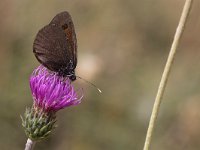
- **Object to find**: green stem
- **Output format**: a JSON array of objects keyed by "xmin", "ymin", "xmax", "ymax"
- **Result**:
[
  {"xmin": 143, "ymin": 0, "xmax": 194, "ymax": 150},
  {"xmin": 24, "ymin": 138, "xmax": 36, "ymax": 150}
]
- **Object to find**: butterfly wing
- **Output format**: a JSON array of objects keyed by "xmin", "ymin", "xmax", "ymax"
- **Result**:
[
  {"xmin": 50, "ymin": 11, "xmax": 77, "ymax": 69},
  {"xmin": 33, "ymin": 24, "xmax": 72, "ymax": 72}
]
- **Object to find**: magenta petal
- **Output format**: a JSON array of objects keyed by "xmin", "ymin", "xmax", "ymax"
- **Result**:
[{"xmin": 29, "ymin": 65, "xmax": 83, "ymax": 112}]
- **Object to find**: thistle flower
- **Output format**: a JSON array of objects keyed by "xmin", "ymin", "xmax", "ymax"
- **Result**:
[
  {"xmin": 22, "ymin": 65, "xmax": 83, "ymax": 141},
  {"xmin": 30, "ymin": 65, "xmax": 82, "ymax": 112}
]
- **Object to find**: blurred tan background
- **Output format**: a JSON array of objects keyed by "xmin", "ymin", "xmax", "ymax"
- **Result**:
[{"xmin": 0, "ymin": 0, "xmax": 200, "ymax": 150}]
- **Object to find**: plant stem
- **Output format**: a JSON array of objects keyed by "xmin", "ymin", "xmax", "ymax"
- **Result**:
[
  {"xmin": 143, "ymin": 0, "xmax": 193, "ymax": 150},
  {"xmin": 25, "ymin": 138, "xmax": 36, "ymax": 150}
]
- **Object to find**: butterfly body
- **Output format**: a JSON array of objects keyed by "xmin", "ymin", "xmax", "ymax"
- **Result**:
[{"xmin": 33, "ymin": 11, "xmax": 77, "ymax": 81}]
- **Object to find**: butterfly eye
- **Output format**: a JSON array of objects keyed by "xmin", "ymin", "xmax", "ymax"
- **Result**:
[{"xmin": 62, "ymin": 24, "xmax": 68, "ymax": 30}]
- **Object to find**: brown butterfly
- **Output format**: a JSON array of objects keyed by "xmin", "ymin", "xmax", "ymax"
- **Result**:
[{"xmin": 33, "ymin": 11, "xmax": 77, "ymax": 81}]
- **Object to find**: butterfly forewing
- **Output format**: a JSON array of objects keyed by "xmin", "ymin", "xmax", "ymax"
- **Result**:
[
  {"xmin": 33, "ymin": 11, "xmax": 78, "ymax": 80},
  {"xmin": 50, "ymin": 11, "xmax": 77, "ymax": 68}
]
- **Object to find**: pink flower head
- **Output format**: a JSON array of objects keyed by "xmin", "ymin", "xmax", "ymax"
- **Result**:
[{"xmin": 29, "ymin": 65, "xmax": 83, "ymax": 112}]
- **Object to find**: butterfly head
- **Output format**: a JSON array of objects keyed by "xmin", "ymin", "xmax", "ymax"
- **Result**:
[
  {"xmin": 69, "ymin": 74, "xmax": 76, "ymax": 81},
  {"xmin": 58, "ymin": 64, "xmax": 76, "ymax": 81}
]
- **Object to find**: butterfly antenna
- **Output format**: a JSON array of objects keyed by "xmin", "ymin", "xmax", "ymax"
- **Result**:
[{"xmin": 76, "ymin": 76, "xmax": 102, "ymax": 93}]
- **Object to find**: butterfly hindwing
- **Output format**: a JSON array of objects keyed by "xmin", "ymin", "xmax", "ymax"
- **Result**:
[{"xmin": 33, "ymin": 24, "xmax": 71, "ymax": 72}]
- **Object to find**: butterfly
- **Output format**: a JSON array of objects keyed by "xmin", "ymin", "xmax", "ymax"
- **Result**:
[{"xmin": 33, "ymin": 11, "xmax": 77, "ymax": 81}]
